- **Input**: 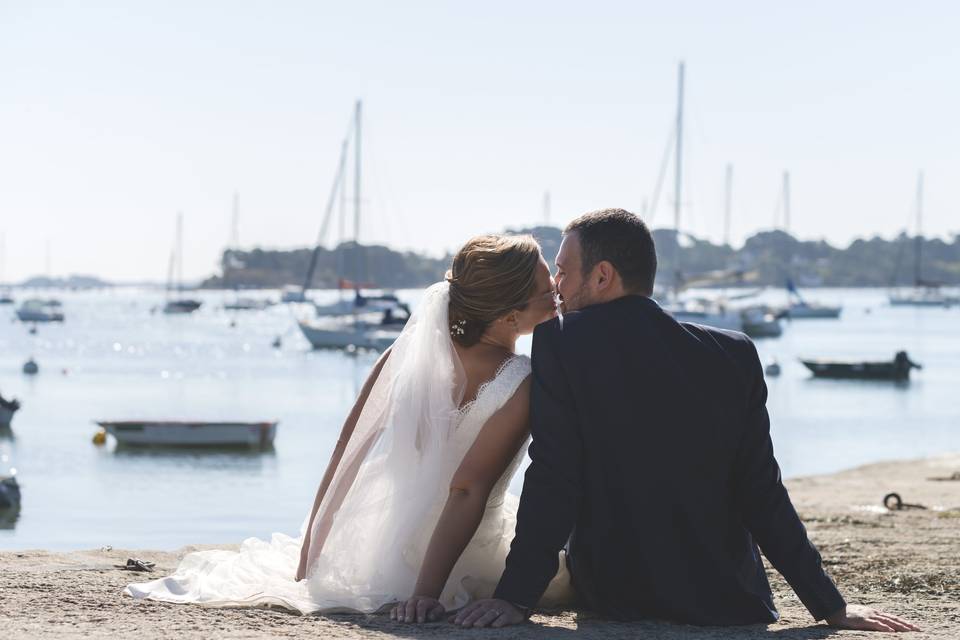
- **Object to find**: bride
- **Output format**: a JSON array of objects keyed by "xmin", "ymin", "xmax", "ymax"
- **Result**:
[{"xmin": 126, "ymin": 234, "xmax": 572, "ymax": 619}]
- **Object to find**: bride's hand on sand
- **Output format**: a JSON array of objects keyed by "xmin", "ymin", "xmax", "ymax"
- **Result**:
[
  {"xmin": 390, "ymin": 595, "xmax": 445, "ymax": 623},
  {"xmin": 826, "ymin": 604, "xmax": 921, "ymax": 632}
]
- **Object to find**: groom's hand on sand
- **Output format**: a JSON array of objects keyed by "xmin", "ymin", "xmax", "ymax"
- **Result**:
[
  {"xmin": 451, "ymin": 599, "xmax": 525, "ymax": 628},
  {"xmin": 826, "ymin": 604, "xmax": 921, "ymax": 632},
  {"xmin": 390, "ymin": 596, "xmax": 445, "ymax": 623}
]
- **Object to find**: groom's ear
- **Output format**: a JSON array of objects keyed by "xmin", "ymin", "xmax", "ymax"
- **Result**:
[{"xmin": 594, "ymin": 260, "xmax": 617, "ymax": 291}]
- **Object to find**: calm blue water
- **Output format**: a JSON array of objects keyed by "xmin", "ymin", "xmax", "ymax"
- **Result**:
[{"xmin": 0, "ymin": 287, "xmax": 957, "ymax": 550}]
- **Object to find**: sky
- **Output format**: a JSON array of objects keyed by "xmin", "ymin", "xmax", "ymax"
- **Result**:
[{"xmin": 1, "ymin": 1, "xmax": 959, "ymax": 282}]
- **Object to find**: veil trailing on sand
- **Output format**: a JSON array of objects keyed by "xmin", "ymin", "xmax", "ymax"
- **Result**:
[
  {"xmin": 300, "ymin": 280, "xmax": 470, "ymax": 609},
  {"xmin": 126, "ymin": 281, "xmax": 556, "ymax": 613}
]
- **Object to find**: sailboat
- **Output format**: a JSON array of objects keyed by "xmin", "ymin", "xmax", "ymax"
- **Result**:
[
  {"xmin": 655, "ymin": 63, "xmax": 744, "ymax": 333},
  {"xmin": 889, "ymin": 173, "xmax": 954, "ymax": 307},
  {"xmin": 162, "ymin": 213, "xmax": 202, "ymax": 314},
  {"xmin": 297, "ymin": 101, "xmax": 409, "ymax": 350},
  {"xmin": 222, "ymin": 193, "xmax": 273, "ymax": 311}
]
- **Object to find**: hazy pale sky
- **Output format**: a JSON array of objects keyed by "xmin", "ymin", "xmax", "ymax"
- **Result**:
[{"xmin": 2, "ymin": 1, "xmax": 958, "ymax": 282}]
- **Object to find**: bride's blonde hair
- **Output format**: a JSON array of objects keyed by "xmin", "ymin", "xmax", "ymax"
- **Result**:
[{"xmin": 445, "ymin": 234, "xmax": 541, "ymax": 347}]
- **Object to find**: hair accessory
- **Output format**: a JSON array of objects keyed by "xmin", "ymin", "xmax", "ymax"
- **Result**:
[{"xmin": 450, "ymin": 319, "xmax": 466, "ymax": 336}]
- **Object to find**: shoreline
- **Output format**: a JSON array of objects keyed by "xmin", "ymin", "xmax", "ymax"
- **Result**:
[{"xmin": 2, "ymin": 454, "xmax": 958, "ymax": 639}]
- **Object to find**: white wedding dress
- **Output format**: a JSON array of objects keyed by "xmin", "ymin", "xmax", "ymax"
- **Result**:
[{"xmin": 126, "ymin": 282, "xmax": 571, "ymax": 614}]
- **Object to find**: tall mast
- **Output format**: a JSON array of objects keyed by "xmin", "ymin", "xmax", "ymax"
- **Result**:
[
  {"xmin": 303, "ymin": 137, "xmax": 350, "ymax": 293},
  {"xmin": 915, "ymin": 171, "xmax": 924, "ymax": 285},
  {"xmin": 673, "ymin": 62, "xmax": 685, "ymax": 234},
  {"xmin": 723, "ymin": 164, "xmax": 733, "ymax": 247},
  {"xmin": 543, "ymin": 190, "xmax": 551, "ymax": 226},
  {"xmin": 230, "ymin": 192, "xmax": 240, "ymax": 249},
  {"xmin": 176, "ymin": 212, "xmax": 183, "ymax": 293},
  {"xmin": 672, "ymin": 61, "xmax": 685, "ymax": 296},
  {"xmin": 354, "ymin": 100, "xmax": 362, "ymax": 244},
  {"xmin": 783, "ymin": 171, "xmax": 791, "ymax": 233}
]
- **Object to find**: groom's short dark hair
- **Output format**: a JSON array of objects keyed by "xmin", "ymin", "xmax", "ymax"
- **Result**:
[{"xmin": 565, "ymin": 208, "xmax": 657, "ymax": 295}]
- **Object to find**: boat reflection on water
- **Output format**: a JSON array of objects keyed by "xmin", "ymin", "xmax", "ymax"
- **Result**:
[{"xmin": 0, "ymin": 503, "xmax": 20, "ymax": 530}]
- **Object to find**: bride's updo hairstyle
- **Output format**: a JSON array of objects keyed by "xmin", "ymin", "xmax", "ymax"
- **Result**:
[{"xmin": 445, "ymin": 234, "xmax": 541, "ymax": 347}]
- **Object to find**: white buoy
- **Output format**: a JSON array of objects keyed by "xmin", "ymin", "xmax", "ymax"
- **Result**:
[{"xmin": 22, "ymin": 358, "xmax": 39, "ymax": 375}]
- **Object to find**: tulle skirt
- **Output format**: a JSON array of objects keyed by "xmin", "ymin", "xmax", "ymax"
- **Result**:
[{"xmin": 125, "ymin": 493, "xmax": 573, "ymax": 614}]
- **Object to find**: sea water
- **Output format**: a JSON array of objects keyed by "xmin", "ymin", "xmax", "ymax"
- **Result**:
[{"xmin": 0, "ymin": 287, "xmax": 956, "ymax": 550}]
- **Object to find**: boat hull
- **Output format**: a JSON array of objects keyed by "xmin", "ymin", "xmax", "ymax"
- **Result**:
[
  {"xmin": 163, "ymin": 300, "xmax": 202, "ymax": 314},
  {"xmin": 16, "ymin": 310, "xmax": 64, "ymax": 322},
  {"xmin": 98, "ymin": 421, "xmax": 277, "ymax": 448},
  {"xmin": 787, "ymin": 305, "xmax": 842, "ymax": 319},
  {"xmin": 298, "ymin": 320, "xmax": 400, "ymax": 351},
  {"xmin": 0, "ymin": 476, "xmax": 20, "ymax": 509},
  {"xmin": 0, "ymin": 406, "xmax": 16, "ymax": 428},
  {"xmin": 801, "ymin": 361, "xmax": 912, "ymax": 381}
]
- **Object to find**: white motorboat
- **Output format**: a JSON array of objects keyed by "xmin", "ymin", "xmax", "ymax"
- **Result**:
[
  {"xmin": 889, "ymin": 287, "xmax": 954, "ymax": 308},
  {"xmin": 664, "ymin": 299, "xmax": 744, "ymax": 332},
  {"xmin": 298, "ymin": 308, "xmax": 405, "ymax": 351},
  {"xmin": 781, "ymin": 279, "xmax": 842, "ymax": 318},
  {"xmin": 96, "ymin": 420, "xmax": 278, "ymax": 448},
  {"xmin": 16, "ymin": 298, "xmax": 64, "ymax": 322},
  {"xmin": 313, "ymin": 291, "xmax": 404, "ymax": 317},
  {"xmin": 740, "ymin": 306, "xmax": 783, "ymax": 338},
  {"xmin": 224, "ymin": 297, "xmax": 272, "ymax": 311},
  {"xmin": 785, "ymin": 302, "xmax": 843, "ymax": 318}
]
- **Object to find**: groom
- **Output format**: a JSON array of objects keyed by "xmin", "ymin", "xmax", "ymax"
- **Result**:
[{"xmin": 455, "ymin": 209, "xmax": 918, "ymax": 632}]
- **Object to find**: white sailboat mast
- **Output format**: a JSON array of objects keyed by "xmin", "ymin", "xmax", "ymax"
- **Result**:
[
  {"xmin": 724, "ymin": 164, "xmax": 733, "ymax": 247},
  {"xmin": 673, "ymin": 62, "xmax": 684, "ymax": 234},
  {"xmin": 354, "ymin": 100, "xmax": 362, "ymax": 244}
]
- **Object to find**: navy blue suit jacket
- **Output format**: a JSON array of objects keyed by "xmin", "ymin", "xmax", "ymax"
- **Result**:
[{"xmin": 494, "ymin": 295, "xmax": 844, "ymax": 625}]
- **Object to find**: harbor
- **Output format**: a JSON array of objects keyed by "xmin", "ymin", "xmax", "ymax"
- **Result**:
[{"xmin": 0, "ymin": 285, "xmax": 957, "ymax": 550}]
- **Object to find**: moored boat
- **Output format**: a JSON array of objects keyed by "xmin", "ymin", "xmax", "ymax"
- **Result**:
[
  {"xmin": 224, "ymin": 297, "xmax": 272, "ymax": 311},
  {"xmin": 782, "ymin": 279, "xmax": 842, "ymax": 319},
  {"xmin": 162, "ymin": 299, "xmax": 202, "ymax": 314},
  {"xmin": 800, "ymin": 351, "xmax": 921, "ymax": 381},
  {"xmin": 740, "ymin": 306, "xmax": 783, "ymax": 338},
  {"xmin": 0, "ymin": 474, "xmax": 20, "ymax": 509},
  {"xmin": 0, "ymin": 393, "xmax": 20, "ymax": 428},
  {"xmin": 96, "ymin": 420, "xmax": 278, "ymax": 448},
  {"xmin": 298, "ymin": 311, "xmax": 404, "ymax": 351},
  {"xmin": 15, "ymin": 298, "xmax": 64, "ymax": 322}
]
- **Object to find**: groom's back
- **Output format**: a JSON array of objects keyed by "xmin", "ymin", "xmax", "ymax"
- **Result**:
[{"xmin": 549, "ymin": 294, "xmax": 778, "ymax": 624}]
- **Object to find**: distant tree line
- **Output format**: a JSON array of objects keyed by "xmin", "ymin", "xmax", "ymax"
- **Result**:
[{"xmin": 200, "ymin": 227, "xmax": 960, "ymax": 290}]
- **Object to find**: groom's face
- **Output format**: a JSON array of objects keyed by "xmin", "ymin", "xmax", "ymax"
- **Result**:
[{"xmin": 555, "ymin": 233, "xmax": 594, "ymax": 313}]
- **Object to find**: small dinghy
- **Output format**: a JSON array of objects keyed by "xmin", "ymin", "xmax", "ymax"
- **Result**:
[
  {"xmin": 800, "ymin": 351, "xmax": 922, "ymax": 381},
  {"xmin": 0, "ymin": 393, "xmax": 20, "ymax": 428},
  {"xmin": 95, "ymin": 420, "xmax": 278, "ymax": 449},
  {"xmin": 0, "ymin": 474, "xmax": 21, "ymax": 509}
]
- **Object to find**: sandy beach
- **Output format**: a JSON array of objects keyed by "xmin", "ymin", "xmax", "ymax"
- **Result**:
[{"xmin": 2, "ymin": 454, "xmax": 957, "ymax": 639}]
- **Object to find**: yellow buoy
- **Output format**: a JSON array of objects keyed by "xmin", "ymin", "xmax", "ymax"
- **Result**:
[{"xmin": 92, "ymin": 429, "xmax": 107, "ymax": 446}]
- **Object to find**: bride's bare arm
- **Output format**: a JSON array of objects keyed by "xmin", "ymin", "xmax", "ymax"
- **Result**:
[
  {"xmin": 391, "ymin": 377, "xmax": 532, "ymax": 623},
  {"xmin": 295, "ymin": 347, "xmax": 392, "ymax": 581}
]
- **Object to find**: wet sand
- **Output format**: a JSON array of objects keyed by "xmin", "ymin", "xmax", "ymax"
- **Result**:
[{"xmin": 2, "ymin": 454, "xmax": 958, "ymax": 639}]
